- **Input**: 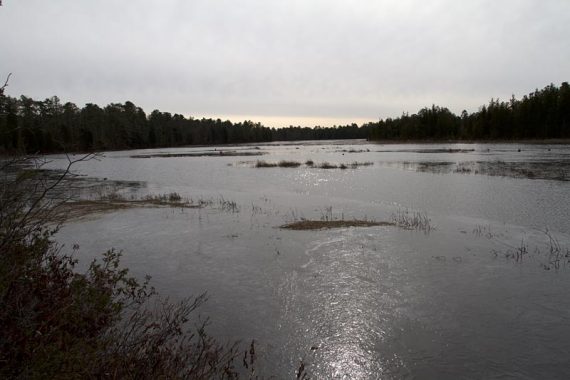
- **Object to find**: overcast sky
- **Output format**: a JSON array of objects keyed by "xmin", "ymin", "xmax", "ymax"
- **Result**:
[{"xmin": 1, "ymin": 0, "xmax": 569, "ymax": 127}]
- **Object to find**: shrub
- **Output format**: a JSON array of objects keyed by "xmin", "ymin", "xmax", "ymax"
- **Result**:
[{"xmin": 0, "ymin": 157, "xmax": 255, "ymax": 379}]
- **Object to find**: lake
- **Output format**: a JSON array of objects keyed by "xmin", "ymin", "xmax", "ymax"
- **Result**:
[{"xmin": 50, "ymin": 140, "xmax": 570, "ymax": 379}]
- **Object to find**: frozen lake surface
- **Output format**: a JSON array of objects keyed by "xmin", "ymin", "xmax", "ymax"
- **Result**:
[{"xmin": 52, "ymin": 140, "xmax": 570, "ymax": 379}]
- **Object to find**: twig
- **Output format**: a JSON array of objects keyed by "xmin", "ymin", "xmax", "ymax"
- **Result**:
[{"xmin": 0, "ymin": 73, "xmax": 11, "ymax": 95}]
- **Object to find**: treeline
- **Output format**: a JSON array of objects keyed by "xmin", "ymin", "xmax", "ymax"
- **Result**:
[
  {"xmin": 367, "ymin": 82, "xmax": 570, "ymax": 140},
  {"xmin": 1, "ymin": 82, "xmax": 569, "ymax": 153},
  {"xmin": 274, "ymin": 123, "xmax": 372, "ymax": 141},
  {"xmin": 0, "ymin": 96, "xmax": 368, "ymax": 153}
]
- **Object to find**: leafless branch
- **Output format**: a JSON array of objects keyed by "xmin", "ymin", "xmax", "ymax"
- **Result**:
[
  {"xmin": 0, "ymin": 153, "xmax": 99, "ymax": 252},
  {"xmin": 0, "ymin": 73, "xmax": 11, "ymax": 96}
]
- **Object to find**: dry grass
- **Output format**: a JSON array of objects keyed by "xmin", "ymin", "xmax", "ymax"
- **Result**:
[
  {"xmin": 391, "ymin": 208, "xmax": 432, "ymax": 232},
  {"xmin": 319, "ymin": 161, "xmax": 373, "ymax": 169},
  {"xmin": 58, "ymin": 192, "xmax": 200, "ymax": 220},
  {"xmin": 253, "ymin": 160, "xmax": 373, "ymax": 170},
  {"xmin": 255, "ymin": 160, "xmax": 303, "ymax": 168},
  {"xmin": 255, "ymin": 160, "xmax": 278, "ymax": 168},
  {"xmin": 280, "ymin": 220, "xmax": 394, "ymax": 230},
  {"xmin": 350, "ymin": 161, "xmax": 374, "ymax": 168},
  {"xmin": 278, "ymin": 160, "xmax": 302, "ymax": 167},
  {"xmin": 57, "ymin": 191, "xmax": 244, "ymax": 221},
  {"xmin": 54, "ymin": 200, "xmax": 133, "ymax": 221},
  {"xmin": 318, "ymin": 162, "xmax": 338, "ymax": 169}
]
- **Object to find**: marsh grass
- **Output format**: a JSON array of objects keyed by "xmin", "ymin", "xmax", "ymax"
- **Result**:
[
  {"xmin": 492, "ymin": 229, "xmax": 570, "ymax": 271},
  {"xmin": 278, "ymin": 160, "xmax": 302, "ymax": 168},
  {"xmin": 58, "ymin": 191, "xmax": 243, "ymax": 220},
  {"xmin": 255, "ymin": 160, "xmax": 302, "ymax": 168},
  {"xmin": 215, "ymin": 196, "xmax": 240, "ymax": 213},
  {"xmin": 282, "ymin": 205, "xmax": 435, "ymax": 231},
  {"xmin": 255, "ymin": 160, "xmax": 278, "ymax": 168},
  {"xmin": 281, "ymin": 206, "xmax": 393, "ymax": 230},
  {"xmin": 318, "ymin": 162, "xmax": 337, "ymax": 169},
  {"xmin": 543, "ymin": 230, "xmax": 570, "ymax": 270},
  {"xmin": 142, "ymin": 192, "xmax": 186, "ymax": 205},
  {"xmin": 391, "ymin": 208, "xmax": 432, "ymax": 233},
  {"xmin": 319, "ymin": 161, "xmax": 373, "ymax": 169},
  {"xmin": 280, "ymin": 220, "xmax": 393, "ymax": 230},
  {"xmin": 253, "ymin": 160, "xmax": 373, "ymax": 169},
  {"xmin": 503, "ymin": 238, "xmax": 529, "ymax": 263},
  {"xmin": 473, "ymin": 224, "xmax": 494, "ymax": 238},
  {"xmin": 349, "ymin": 161, "xmax": 374, "ymax": 168}
]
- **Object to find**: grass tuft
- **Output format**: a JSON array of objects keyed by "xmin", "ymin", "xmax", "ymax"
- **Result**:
[
  {"xmin": 318, "ymin": 162, "xmax": 338, "ymax": 169},
  {"xmin": 278, "ymin": 160, "xmax": 302, "ymax": 168},
  {"xmin": 253, "ymin": 160, "xmax": 373, "ymax": 170},
  {"xmin": 255, "ymin": 160, "xmax": 278, "ymax": 168},
  {"xmin": 391, "ymin": 208, "xmax": 432, "ymax": 233}
]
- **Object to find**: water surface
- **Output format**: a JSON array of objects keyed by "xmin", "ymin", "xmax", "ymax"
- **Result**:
[{"xmin": 52, "ymin": 141, "xmax": 570, "ymax": 378}]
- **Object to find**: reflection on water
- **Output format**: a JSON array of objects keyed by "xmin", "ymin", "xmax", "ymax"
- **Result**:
[
  {"xmin": 49, "ymin": 141, "xmax": 570, "ymax": 378},
  {"xmin": 284, "ymin": 232, "xmax": 405, "ymax": 378}
]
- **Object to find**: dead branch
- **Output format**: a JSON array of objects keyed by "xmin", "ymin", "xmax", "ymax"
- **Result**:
[
  {"xmin": 0, "ymin": 153, "xmax": 100, "ymax": 252},
  {"xmin": 0, "ymin": 73, "xmax": 11, "ymax": 96}
]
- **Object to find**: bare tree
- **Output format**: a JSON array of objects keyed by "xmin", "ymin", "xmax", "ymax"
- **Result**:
[{"xmin": 0, "ymin": 73, "xmax": 10, "ymax": 97}]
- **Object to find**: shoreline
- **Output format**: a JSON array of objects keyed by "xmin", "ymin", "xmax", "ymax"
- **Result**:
[
  {"xmin": 369, "ymin": 138, "xmax": 570, "ymax": 145},
  {"xmin": 2, "ymin": 138, "xmax": 570, "ymax": 157}
]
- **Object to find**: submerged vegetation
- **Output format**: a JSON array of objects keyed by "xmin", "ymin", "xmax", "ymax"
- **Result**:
[{"xmin": 1, "ymin": 82, "xmax": 568, "ymax": 154}]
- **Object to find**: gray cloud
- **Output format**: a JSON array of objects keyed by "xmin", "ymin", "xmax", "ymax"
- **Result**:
[{"xmin": 1, "ymin": 0, "xmax": 569, "ymax": 126}]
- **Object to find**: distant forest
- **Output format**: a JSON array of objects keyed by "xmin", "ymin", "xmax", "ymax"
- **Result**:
[
  {"xmin": 366, "ymin": 82, "xmax": 570, "ymax": 141},
  {"xmin": 0, "ymin": 82, "xmax": 568, "ymax": 154}
]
